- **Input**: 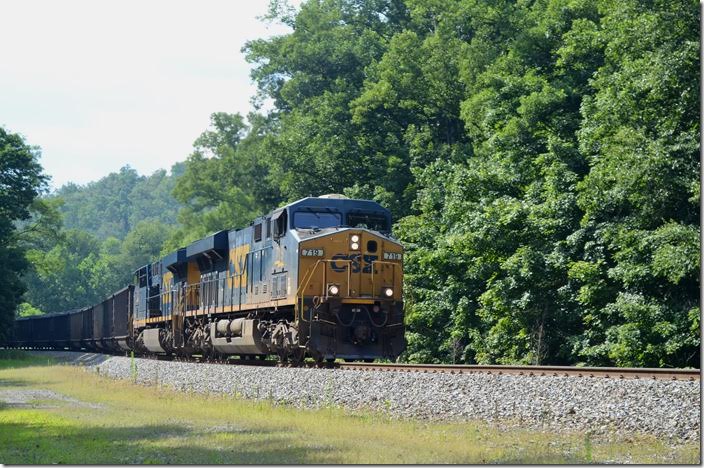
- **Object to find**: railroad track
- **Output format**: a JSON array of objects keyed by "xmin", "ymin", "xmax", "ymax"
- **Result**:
[
  {"xmin": 173, "ymin": 355, "xmax": 700, "ymax": 381},
  {"xmin": 337, "ymin": 362, "xmax": 701, "ymax": 381},
  {"xmin": 22, "ymin": 350, "xmax": 701, "ymax": 380}
]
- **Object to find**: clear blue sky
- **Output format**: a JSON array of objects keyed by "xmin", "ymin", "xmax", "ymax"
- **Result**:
[{"xmin": 0, "ymin": 0, "xmax": 295, "ymax": 189}]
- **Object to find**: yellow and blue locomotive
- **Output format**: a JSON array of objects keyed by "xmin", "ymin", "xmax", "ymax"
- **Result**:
[
  {"xmin": 10, "ymin": 195, "xmax": 405, "ymax": 364},
  {"xmin": 133, "ymin": 194, "xmax": 405, "ymax": 363}
]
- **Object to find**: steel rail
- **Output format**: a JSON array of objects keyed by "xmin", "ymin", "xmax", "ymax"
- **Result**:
[
  {"xmin": 336, "ymin": 362, "xmax": 700, "ymax": 380},
  {"xmin": 21, "ymin": 350, "xmax": 700, "ymax": 380},
  {"xmin": 215, "ymin": 358, "xmax": 700, "ymax": 381}
]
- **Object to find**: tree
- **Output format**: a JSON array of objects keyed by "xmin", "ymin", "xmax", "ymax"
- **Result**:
[
  {"xmin": 167, "ymin": 112, "xmax": 273, "ymax": 250},
  {"xmin": 21, "ymin": 163, "xmax": 182, "ymax": 313},
  {"xmin": 0, "ymin": 127, "xmax": 47, "ymax": 340},
  {"xmin": 570, "ymin": 0, "xmax": 700, "ymax": 367},
  {"xmin": 243, "ymin": 0, "xmax": 412, "ymax": 215},
  {"xmin": 53, "ymin": 164, "xmax": 182, "ymax": 240},
  {"xmin": 17, "ymin": 0, "xmax": 699, "ymax": 368},
  {"xmin": 375, "ymin": 0, "xmax": 698, "ymax": 367}
]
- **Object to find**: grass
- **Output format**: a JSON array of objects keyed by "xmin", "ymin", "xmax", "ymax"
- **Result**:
[
  {"xmin": 0, "ymin": 351, "xmax": 700, "ymax": 464},
  {"xmin": 0, "ymin": 350, "xmax": 54, "ymax": 370}
]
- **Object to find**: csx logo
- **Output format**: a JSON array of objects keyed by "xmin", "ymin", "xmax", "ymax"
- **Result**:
[{"xmin": 331, "ymin": 254, "xmax": 378, "ymax": 273}]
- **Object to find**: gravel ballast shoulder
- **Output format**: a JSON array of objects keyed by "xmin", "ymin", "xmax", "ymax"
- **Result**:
[{"xmin": 57, "ymin": 353, "xmax": 701, "ymax": 442}]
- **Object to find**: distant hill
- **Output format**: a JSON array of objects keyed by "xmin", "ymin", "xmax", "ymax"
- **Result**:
[{"xmin": 50, "ymin": 163, "xmax": 185, "ymax": 240}]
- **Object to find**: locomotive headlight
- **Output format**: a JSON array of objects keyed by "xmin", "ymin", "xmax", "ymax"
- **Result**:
[
  {"xmin": 383, "ymin": 287, "xmax": 394, "ymax": 297},
  {"xmin": 328, "ymin": 284, "xmax": 340, "ymax": 296},
  {"xmin": 350, "ymin": 234, "xmax": 360, "ymax": 251}
]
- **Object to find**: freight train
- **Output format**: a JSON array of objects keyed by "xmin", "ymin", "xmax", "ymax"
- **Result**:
[{"xmin": 7, "ymin": 195, "xmax": 406, "ymax": 364}]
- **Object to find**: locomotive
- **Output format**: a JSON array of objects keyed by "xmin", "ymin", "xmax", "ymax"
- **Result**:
[{"xmin": 8, "ymin": 195, "xmax": 406, "ymax": 364}]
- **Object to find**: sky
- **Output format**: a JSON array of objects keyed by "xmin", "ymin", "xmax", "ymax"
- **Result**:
[{"xmin": 0, "ymin": 0, "xmax": 296, "ymax": 189}]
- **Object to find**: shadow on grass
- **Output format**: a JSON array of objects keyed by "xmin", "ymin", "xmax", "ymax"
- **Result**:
[
  {"xmin": 492, "ymin": 452, "xmax": 589, "ymax": 464},
  {"xmin": 0, "ymin": 350, "xmax": 57, "ymax": 371},
  {"xmin": 0, "ymin": 378, "xmax": 33, "ymax": 387},
  {"xmin": 0, "ymin": 420, "xmax": 332, "ymax": 464}
]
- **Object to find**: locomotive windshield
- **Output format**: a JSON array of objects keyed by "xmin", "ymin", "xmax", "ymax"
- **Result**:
[
  {"xmin": 293, "ymin": 210, "xmax": 342, "ymax": 229},
  {"xmin": 347, "ymin": 213, "xmax": 389, "ymax": 232}
]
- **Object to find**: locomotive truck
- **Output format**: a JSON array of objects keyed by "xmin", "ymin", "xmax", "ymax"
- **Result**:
[{"xmin": 8, "ymin": 195, "xmax": 406, "ymax": 364}]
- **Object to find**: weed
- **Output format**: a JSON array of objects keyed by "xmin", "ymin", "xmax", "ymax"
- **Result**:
[
  {"xmin": 383, "ymin": 398, "xmax": 392, "ymax": 412},
  {"xmin": 267, "ymin": 388, "xmax": 274, "ymax": 404},
  {"xmin": 323, "ymin": 378, "xmax": 334, "ymax": 407},
  {"xmin": 584, "ymin": 434, "xmax": 593, "ymax": 462},
  {"xmin": 129, "ymin": 351, "xmax": 137, "ymax": 383}
]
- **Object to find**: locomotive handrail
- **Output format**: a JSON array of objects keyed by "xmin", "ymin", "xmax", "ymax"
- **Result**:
[
  {"xmin": 296, "ymin": 259, "xmax": 351, "ymax": 323},
  {"xmin": 370, "ymin": 260, "xmax": 398, "ymax": 296},
  {"xmin": 147, "ymin": 271, "xmax": 247, "ymax": 322},
  {"xmin": 296, "ymin": 259, "xmax": 324, "ymax": 323}
]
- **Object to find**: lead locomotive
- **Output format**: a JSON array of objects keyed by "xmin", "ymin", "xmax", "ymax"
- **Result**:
[{"xmin": 9, "ymin": 195, "xmax": 406, "ymax": 364}]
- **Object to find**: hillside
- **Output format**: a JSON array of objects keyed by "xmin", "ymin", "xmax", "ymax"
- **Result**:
[
  {"xmin": 19, "ymin": 164, "xmax": 184, "ymax": 314},
  {"xmin": 52, "ymin": 164, "xmax": 184, "ymax": 240}
]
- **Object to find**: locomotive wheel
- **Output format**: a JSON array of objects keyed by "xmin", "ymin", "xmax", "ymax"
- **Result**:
[
  {"xmin": 308, "ymin": 350, "xmax": 324, "ymax": 367},
  {"xmin": 289, "ymin": 348, "xmax": 305, "ymax": 366}
]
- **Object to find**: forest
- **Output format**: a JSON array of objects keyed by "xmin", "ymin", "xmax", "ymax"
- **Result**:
[{"xmin": 1, "ymin": 0, "xmax": 699, "ymax": 368}]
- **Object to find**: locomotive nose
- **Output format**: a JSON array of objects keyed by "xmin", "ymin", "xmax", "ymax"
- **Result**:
[{"xmin": 298, "ymin": 228, "xmax": 402, "ymax": 300}]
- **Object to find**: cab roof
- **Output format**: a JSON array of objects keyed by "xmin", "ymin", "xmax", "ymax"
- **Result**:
[{"xmin": 271, "ymin": 196, "xmax": 391, "ymax": 221}]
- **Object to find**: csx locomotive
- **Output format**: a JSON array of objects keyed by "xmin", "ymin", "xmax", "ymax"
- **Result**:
[{"xmin": 8, "ymin": 195, "xmax": 406, "ymax": 364}]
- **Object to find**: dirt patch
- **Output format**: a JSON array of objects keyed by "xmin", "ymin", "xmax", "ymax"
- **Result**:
[{"xmin": 0, "ymin": 389, "xmax": 104, "ymax": 410}]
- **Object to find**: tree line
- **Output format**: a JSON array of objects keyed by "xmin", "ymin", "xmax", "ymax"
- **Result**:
[{"xmin": 2, "ymin": 0, "xmax": 699, "ymax": 368}]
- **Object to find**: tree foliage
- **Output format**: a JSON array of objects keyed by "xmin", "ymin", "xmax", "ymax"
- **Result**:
[
  {"xmin": 21, "ymin": 167, "xmax": 180, "ymax": 313},
  {"xmin": 0, "ymin": 127, "xmax": 47, "ymax": 339},
  {"xmin": 165, "ymin": 113, "xmax": 271, "ymax": 250},
  {"xmin": 196, "ymin": 0, "xmax": 696, "ymax": 367},
  {"xmin": 53, "ymin": 164, "xmax": 183, "ymax": 240},
  {"xmin": 394, "ymin": 0, "xmax": 699, "ymax": 367}
]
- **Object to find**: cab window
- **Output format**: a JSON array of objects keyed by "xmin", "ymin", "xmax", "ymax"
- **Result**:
[
  {"xmin": 347, "ymin": 213, "xmax": 389, "ymax": 232},
  {"xmin": 272, "ymin": 210, "xmax": 287, "ymax": 239},
  {"xmin": 293, "ymin": 211, "xmax": 342, "ymax": 229}
]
